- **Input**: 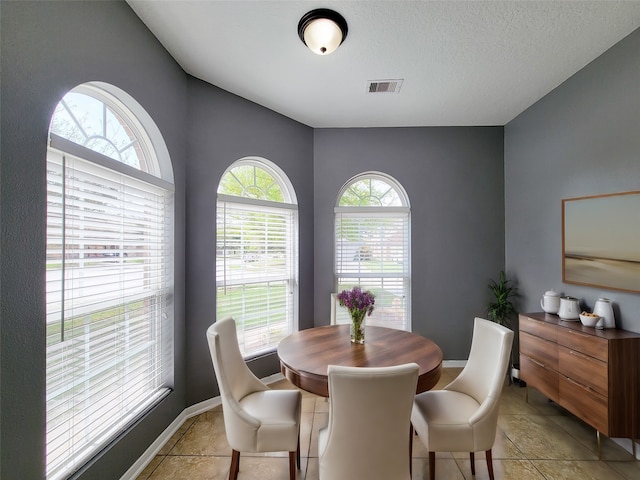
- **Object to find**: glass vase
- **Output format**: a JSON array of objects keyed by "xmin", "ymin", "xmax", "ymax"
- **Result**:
[{"xmin": 350, "ymin": 311, "xmax": 366, "ymax": 344}]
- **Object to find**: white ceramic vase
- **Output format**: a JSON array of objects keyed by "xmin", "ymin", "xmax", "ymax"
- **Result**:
[{"xmin": 593, "ymin": 298, "xmax": 615, "ymax": 329}]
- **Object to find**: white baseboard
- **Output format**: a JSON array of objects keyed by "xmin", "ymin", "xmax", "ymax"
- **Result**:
[
  {"xmin": 120, "ymin": 410, "xmax": 186, "ymax": 479},
  {"xmin": 121, "ymin": 374, "xmax": 286, "ymax": 479},
  {"xmin": 120, "ymin": 396, "xmax": 222, "ymax": 480},
  {"xmin": 442, "ymin": 360, "xmax": 467, "ymax": 368},
  {"xmin": 612, "ymin": 438, "xmax": 640, "ymax": 460}
]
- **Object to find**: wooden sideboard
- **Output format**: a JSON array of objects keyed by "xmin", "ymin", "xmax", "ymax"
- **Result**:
[{"xmin": 519, "ymin": 312, "xmax": 640, "ymax": 450}]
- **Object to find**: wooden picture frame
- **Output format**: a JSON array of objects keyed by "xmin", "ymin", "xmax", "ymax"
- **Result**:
[{"xmin": 562, "ymin": 190, "xmax": 640, "ymax": 293}]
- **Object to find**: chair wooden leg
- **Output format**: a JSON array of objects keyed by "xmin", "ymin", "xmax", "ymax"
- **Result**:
[
  {"xmin": 288, "ymin": 451, "xmax": 296, "ymax": 480},
  {"xmin": 296, "ymin": 435, "xmax": 301, "ymax": 469},
  {"xmin": 409, "ymin": 424, "xmax": 414, "ymax": 477},
  {"xmin": 486, "ymin": 449, "xmax": 495, "ymax": 480},
  {"xmin": 429, "ymin": 451, "xmax": 435, "ymax": 480},
  {"xmin": 230, "ymin": 449, "xmax": 240, "ymax": 480},
  {"xmin": 470, "ymin": 451, "xmax": 475, "ymax": 475}
]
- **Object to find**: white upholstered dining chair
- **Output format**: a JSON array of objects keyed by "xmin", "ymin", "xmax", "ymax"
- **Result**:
[
  {"xmin": 411, "ymin": 317, "xmax": 513, "ymax": 480},
  {"xmin": 206, "ymin": 316, "xmax": 302, "ymax": 480},
  {"xmin": 318, "ymin": 363, "xmax": 419, "ymax": 480}
]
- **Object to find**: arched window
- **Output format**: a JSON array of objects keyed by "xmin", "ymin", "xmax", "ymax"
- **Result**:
[
  {"xmin": 46, "ymin": 83, "xmax": 174, "ymax": 480},
  {"xmin": 334, "ymin": 172, "xmax": 411, "ymax": 330},
  {"xmin": 217, "ymin": 158, "xmax": 298, "ymax": 357}
]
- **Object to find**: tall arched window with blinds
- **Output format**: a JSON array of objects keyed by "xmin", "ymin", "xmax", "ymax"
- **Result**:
[
  {"xmin": 334, "ymin": 172, "xmax": 411, "ymax": 330},
  {"xmin": 46, "ymin": 83, "xmax": 174, "ymax": 480},
  {"xmin": 216, "ymin": 158, "xmax": 299, "ymax": 357}
]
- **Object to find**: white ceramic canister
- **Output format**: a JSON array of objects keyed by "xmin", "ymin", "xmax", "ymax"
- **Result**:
[
  {"xmin": 558, "ymin": 296, "xmax": 580, "ymax": 320},
  {"xmin": 593, "ymin": 298, "xmax": 615, "ymax": 329}
]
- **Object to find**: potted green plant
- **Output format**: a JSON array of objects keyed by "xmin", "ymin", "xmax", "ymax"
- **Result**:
[
  {"xmin": 486, "ymin": 270, "xmax": 517, "ymax": 328},
  {"xmin": 486, "ymin": 270, "xmax": 521, "ymax": 384}
]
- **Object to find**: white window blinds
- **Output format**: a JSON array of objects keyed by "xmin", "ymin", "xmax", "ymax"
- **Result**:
[
  {"xmin": 45, "ymin": 145, "xmax": 174, "ymax": 480},
  {"xmin": 216, "ymin": 196, "xmax": 298, "ymax": 357},
  {"xmin": 334, "ymin": 209, "xmax": 410, "ymax": 330}
]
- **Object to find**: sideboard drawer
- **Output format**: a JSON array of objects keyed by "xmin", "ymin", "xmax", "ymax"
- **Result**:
[
  {"xmin": 521, "ymin": 354, "xmax": 559, "ymax": 402},
  {"xmin": 559, "ymin": 375, "xmax": 608, "ymax": 434},
  {"xmin": 558, "ymin": 346, "xmax": 607, "ymax": 397},
  {"xmin": 520, "ymin": 315, "xmax": 557, "ymax": 343},
  {"xmin": 557, "ymin": 328, "xmax": 608, "ymax": 362},
  {"xmin": 520, "ymin": 331, "xmax": 558, "ymax": 371}
]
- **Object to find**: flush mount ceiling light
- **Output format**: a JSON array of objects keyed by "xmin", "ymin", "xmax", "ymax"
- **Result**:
[{"xmin": 298, "ymin": 8, "xmax": 348, "ymax": 55}]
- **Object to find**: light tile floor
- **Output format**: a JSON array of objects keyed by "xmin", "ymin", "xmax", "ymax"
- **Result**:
[{"xmin": 136, "ymin": 368, "xmax": 639, "ymax": 479}]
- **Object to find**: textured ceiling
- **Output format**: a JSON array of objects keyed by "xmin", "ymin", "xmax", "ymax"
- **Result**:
[{"xmin": 127, "ymin": 1, "xmax": 640, "ymax": 128}]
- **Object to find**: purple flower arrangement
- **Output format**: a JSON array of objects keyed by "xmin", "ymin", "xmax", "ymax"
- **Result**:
[
  {"xmin": 337, "ymin": 287, "xmax": 375, "ymax": 343},
  {"xmin": 336, "ymin": 286, "xmax": 376, "ymax": 318}
]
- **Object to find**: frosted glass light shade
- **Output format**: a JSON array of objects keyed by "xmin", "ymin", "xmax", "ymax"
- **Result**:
[
  {"xmin": 298, "ymin": 9, "xmax": 348, "ymax": 56},
  {"xmin": 304, "ymin": 18, "xmax": 343, "ymax": 55}
]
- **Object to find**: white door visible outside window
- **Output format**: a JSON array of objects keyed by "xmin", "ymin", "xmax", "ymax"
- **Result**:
[{"xmin": 334, "ymin": 172, "xmax": 411, "ymax": 330}]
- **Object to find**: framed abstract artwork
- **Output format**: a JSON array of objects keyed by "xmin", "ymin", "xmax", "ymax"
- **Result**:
[{"xmin": 562, "ymin": 190, "xmax": 640, "ymax": 294}]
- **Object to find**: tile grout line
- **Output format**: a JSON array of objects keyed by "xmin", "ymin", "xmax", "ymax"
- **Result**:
[{"xmin": 144, "ymin": 417, "xmax": 200, "ymax": 479}]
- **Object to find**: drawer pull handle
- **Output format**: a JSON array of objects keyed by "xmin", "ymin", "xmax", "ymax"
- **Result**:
[
  {"xmin": 569, "ymin": 350, "xmax": 589, "ymax": 360},
  {"xmin": 530, "ymin": 358, "xmax": 546, "ymax": 368},
  {"xmin": 565, "ymin": 376, "xmax": 593, "ymax": 393},
  {"xmin": 568, "ymin": 330, "xmax": 589, "ymax": 338}
]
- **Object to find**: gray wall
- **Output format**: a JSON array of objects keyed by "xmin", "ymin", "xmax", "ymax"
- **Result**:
[
  {"xmin": 185, "ymin": 77, "xmax": 314, "ymax": 406},
  {"xmin": 0, "ymin": 2, "xmax": 315, "ymax": 476},
  {"xmin": 1, "ymin": 2, "xmax": 188, "ymax": 479},
  {"xmin": 313, "ymin": 127, "xmax": 505, "ymax": 360},
  {"xmin": 505, "ymin": 28, "xmax": 640, "ymax": 333}
]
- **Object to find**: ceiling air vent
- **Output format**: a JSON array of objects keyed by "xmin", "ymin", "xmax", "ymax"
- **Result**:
[{"xmin": 366, "ymin": 79, "xmax": 403, "ymax": 94}]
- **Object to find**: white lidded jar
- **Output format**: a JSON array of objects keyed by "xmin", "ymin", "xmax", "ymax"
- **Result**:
[
  {"xmin": 558, "ymin": 296, "xmax": 580, "ymax": 320},
  {"xmin": 593, "ymin": 298, "xmax": 615, "ymax": 329}
]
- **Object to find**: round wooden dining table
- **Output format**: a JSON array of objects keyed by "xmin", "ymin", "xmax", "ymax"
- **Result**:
[{"xmin": 277, "ymin": 324, "xmax": 443, "ymax": 397}]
